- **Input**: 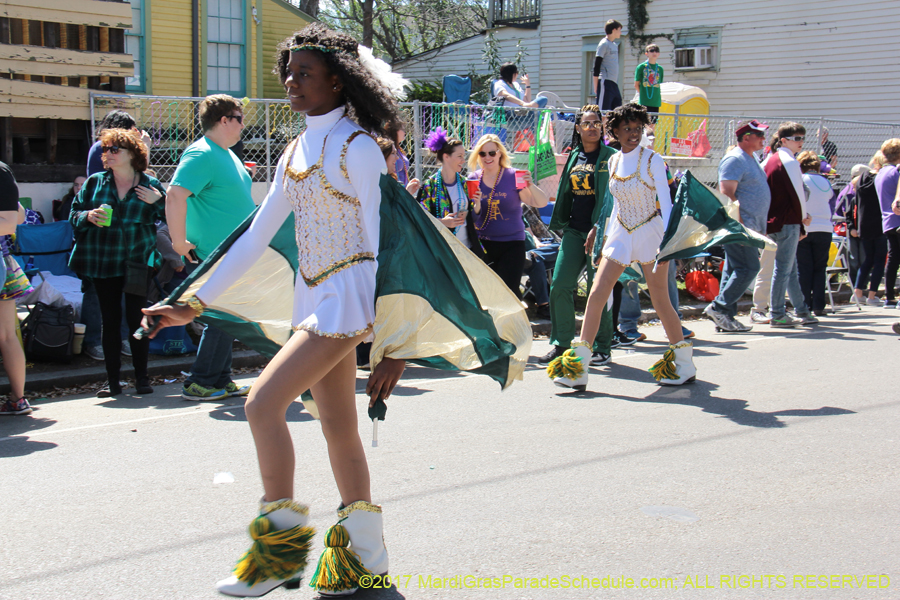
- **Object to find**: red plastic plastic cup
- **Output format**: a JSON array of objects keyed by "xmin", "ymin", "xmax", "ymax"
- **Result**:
[
  {"xmin": 244, "ymin": 161, "xmax": 256, "ymax": 169},
  {"xmin": 466, "ymin": 179, "xmax": 480, "ymax": 199},
  {"xmin": 515, "ymin": 170, "xmax": 529, "ymax": 189}
]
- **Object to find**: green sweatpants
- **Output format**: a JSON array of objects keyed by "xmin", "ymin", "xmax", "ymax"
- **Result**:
[{"xmin": 548, "ymin": 229, "xmax": 612, "ymax": 354}]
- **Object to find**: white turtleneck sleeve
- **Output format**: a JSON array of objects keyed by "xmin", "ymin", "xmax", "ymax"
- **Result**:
[{"xmin": 648, "ymin": 151, "xmax": 672, "ymax": 228}]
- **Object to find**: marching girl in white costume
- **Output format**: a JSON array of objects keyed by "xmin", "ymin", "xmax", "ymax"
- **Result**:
[
  {"xmin": 143, "ymin": 23, "xmax": 407, "ymax": 598},
  {"xmin": 550, "ymin": 103, "xmax": 696, "ymax": 390}
]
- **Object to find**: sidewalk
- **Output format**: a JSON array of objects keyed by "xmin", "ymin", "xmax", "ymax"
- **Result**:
[{"xmin": 3, "ymin": 290, "xmax": 858, "ymax": 394}]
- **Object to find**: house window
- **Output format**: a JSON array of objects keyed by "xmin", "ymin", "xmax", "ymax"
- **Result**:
[
  {"xmin": 673, "ymin": 27, "xmax": 720, "ymax": 71},
  {"xmin": 207, "ymin": 0, "xmax": 245, "ymax": 95},
  {"xmin": 125, "ymin": 0, "xmax": 145, "ymax": 91}
]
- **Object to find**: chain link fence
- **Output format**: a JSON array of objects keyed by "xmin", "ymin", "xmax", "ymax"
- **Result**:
[{"xmin": 92, "ymin": 93, "xmax": 899, "ymax": 193}]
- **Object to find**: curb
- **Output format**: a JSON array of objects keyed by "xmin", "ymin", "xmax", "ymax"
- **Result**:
[{"xmin": 1, "ymin": 350, "xmax": 268, "ymax": 395}]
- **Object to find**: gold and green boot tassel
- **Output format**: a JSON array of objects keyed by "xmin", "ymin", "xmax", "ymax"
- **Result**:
[
  {"xmin": 649, "ymin": 346, "xmax": 678, "ymax": 382},
  {"xmin": 309, "ymin": 519, "xmax": 370, "ymax": 595},
  {"xmin": 548, "ymin": 341, "xmax": 591, "ymax": 391},
  {"xmin": 216, "ymin": 499, "xmax": 315, "ymax": 597}
]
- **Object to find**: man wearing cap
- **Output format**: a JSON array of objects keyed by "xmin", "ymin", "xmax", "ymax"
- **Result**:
[{"xmin": 703, "ymin": 120, "xmax": 771, "ymax": 332}]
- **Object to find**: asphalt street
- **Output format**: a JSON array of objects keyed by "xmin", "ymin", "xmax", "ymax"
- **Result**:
[{"xmin": 1, "ymin": 307, "xmax": 897, "ymax": 600}]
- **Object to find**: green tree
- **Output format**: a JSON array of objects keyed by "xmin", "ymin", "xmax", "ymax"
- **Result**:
[{"xmin": 321, "ymin": 0, "xmax": 489, "ymax": 61}]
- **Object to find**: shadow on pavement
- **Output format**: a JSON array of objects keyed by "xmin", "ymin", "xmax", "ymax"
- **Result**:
[
  {"xmin": 0, "ymin": 416, "xmax": 59, "ymax": 457},
  {"xmin": 601, "ymin": 362, "xmax": 855, "ymax": 428}
]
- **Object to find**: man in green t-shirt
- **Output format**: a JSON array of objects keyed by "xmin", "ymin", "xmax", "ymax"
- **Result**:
[
  {"xmin": 167, "ymin": 94, "xmax": 256, "ymax": 401},
  {"xmin": 634, "ymin": 43, "xmax": 664, "ymax": 124}
]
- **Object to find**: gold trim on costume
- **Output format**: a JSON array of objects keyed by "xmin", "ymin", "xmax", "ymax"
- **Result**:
[
  {"xmin": 616, "ymin": 212, "xmax": 658, "ymax": 233},
  {"xmin": 672, "ymin": 341, "xmax": 693, "ymax": 350},
  {"xmin": 261, "ymin": 499, "xmax": 311, "ymax": 516},
  {"xmin": 293, "ymin": 322, "xmax": 373, "ymax": 339},
  {"xmin": 302, "ymin": 252, "xmax": 374, "ymax": 287},
  {"xmin": 338, "ymin": 501, "xmax": 382, "ymax": 519},
  {"xmin": 340, "ymin": 131, "xmax": 369, "ymax": 183}
]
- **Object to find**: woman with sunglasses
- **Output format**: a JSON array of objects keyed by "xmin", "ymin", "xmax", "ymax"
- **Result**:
[
  {"xmin": 417, "ymin": 127, "xmax": 485, "ymax": 258},
  {"xmin": 760, "ymin": 122, "xmax": 817, "ymax": 327},
  {"xmin": 69, "ymin": 128, "xmax": 165, "ymax": 397},
  {"xmin": 539, "ymin": 105, "xmax": 617, "ymax": 366},
  {"xmin": 549, "ymin": 103, "xmax": 694, "ymax": 390},
  {"xmin": 469, "ymin": 134, "xmax": 548, "ymax": 296}
]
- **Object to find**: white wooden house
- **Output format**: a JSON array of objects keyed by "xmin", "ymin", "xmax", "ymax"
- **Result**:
[{"xmin": 395, "ymin": 0, "xmax": 900, "ymax": 122}]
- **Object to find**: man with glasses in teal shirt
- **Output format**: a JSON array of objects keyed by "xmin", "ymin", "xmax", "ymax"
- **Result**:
[{"xmin": 167, "ymin": 94, "xmax": 256, "ymax": 401}]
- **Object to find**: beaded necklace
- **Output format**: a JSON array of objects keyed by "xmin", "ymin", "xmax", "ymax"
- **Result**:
[{"xmin": 475, "ymin": 168, "xmax": 504, "ymax": 231}]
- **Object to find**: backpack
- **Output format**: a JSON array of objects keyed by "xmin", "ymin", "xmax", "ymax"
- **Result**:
[{"xmin": 20, "ymin": 301, "xmax": 75, "ymax": 363}]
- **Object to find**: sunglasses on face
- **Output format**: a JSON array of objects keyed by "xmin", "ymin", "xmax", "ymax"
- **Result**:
[
  {"xmin": 579, "ymin": 121, "xmax": 603, "ymax": 130},
  {"xmin": 785, "ymin": 135, "xmax": 805, "ymax": 142},
  {"xmin": 479, "ymin": 150, "xmax": 498, "ymax": 157},
  {"xmin": 226, "ymin": 114, "xmax": 244, "ymax": 124},
  {"xmin": 100, "ymin": 146, "xmax": 121, "ymax": 154}
]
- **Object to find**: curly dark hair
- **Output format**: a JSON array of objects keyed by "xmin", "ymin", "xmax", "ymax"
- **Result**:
[
  {"xmin": 571, "ymin": 104, "xmax": 603, "ymax": 150},
  {"xmin": 274, "ymin": 22, "xmax": 403, "ymax": 140},
  {"xmin": 605, "ymin": 103, "xmax": 650, "ymax": 141}
]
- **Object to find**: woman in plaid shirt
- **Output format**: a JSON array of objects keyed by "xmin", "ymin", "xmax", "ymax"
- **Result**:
[{"xmin": 69, "ymin": 128, "xmax": 166, "ymax": 398}]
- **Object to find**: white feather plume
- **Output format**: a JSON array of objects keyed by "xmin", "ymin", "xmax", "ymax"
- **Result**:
[{"xmin": 357, "ymin": 45, "xmax": 409, "ymax": 100}]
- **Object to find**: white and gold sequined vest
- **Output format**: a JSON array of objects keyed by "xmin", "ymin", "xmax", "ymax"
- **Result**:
[
  {"xmin": 609, "ymin": 146, "xmax": 659, "ymax": 232},
  {"xmin": 282, "ymin": 130, "xmax": 374, "ymax": 288}
]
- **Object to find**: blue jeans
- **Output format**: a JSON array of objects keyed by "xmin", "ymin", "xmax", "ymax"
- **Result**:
[
  {"xmin": 769, "ymin": 225, "xmax": 809, "ymax": 319},
  {"xmin": 854, "ymin": 234, "xmax": 887, "ymax": 292},
  {"xmin": 618, "ymin": 263, "xmax": 682, "ymax": 333},
  {"xmin": 711, "ymin": 243, "xmax": 761, "ymax": 317},
  {"xmin": 184, "ymin": 262, "xmax": 234, "ymax": 388}
]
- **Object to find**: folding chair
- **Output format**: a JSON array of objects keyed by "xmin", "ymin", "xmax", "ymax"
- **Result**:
[
  {"xmin": 826, "ymin": 232, "xmax": 856, "ymax": 312},
  {"xmin": 12, "ymin": 221, "xmax": 76, "ymax": 278}
]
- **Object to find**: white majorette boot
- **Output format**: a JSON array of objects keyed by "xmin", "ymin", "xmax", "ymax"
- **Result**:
[
  {"xmin": 649, "ymin": 340, "xmax": 697, "ymax": 386},
  {"xmin": 546, "ymin": 340, "xmax": 591, "ymax": 392},
  {"xmin": 311, "ymin": 500, "xmax": 389, "ymax": 597},
  {"xmin": 216, "ymin": 498, "xmax": 316, "ymax": 597}
]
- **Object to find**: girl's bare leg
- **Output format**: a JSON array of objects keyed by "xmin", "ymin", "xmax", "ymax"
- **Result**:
[
  {"xmin": 0, "ymin": 301, "xmax": 25, "ymax": 399},
  {"xmin": 312, "ymin": 349, "xmax": 371, "ymax": 506},
  {"xmin": 641, "ymin": 262, "xmax": 685, "ymax": 344},
  {"xmin": 578, "ymin": 258, "xmax": 626, "ymax": 344},
  {"xmin": 244, "ymin": 329, "xmax": 367, "ymax": 502}
]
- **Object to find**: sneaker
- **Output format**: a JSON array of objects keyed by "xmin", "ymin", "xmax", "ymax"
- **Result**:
[
  {"xmin": 866, "ymin": 297, "xmax": 884, "ymax": 306},
  {"xmin": 97, "ymin": 381, "xmax": 123, "ymax": 398},
  {"xmin": 135, "ymin": 378, "xmax": 153, "ymax": 395},
  {"xmin": 798, "ymin": 313, "xmax": 819, "ymax": 325},
  {"xmin": 121, "ymin": 340, "xmax": 132, "ymax": 357},
  {"xmin": 590, "ymin": 352, "xmax": 611, "ymax": 366},
  {"xmin": 84, "ymin": 344, "xmax": 105, "ymax": 361},
  {"xmin": 770, "ymin": 315, "xmax": 801, "ymax": 328},
  {"xmin": 893, "ymin": 322, "xmax": 900, "ymax": 336},
  {"xmin": 610, "ymin": 330, "xmax": 633, "ymax": 348},
  {"xmin": 182, "ymin": 382, "xmax": 228, "ymax": 401},
  {"xmin": 0, "ymin": 397, "xmax": 32, "ymax": 415},
  {"xmin": 538, "ymin": 345, "xmax": 566, "ymax": 364},
  {"xmin": 622, "ymin": 330, "xmax": 646, "ymax": 344},
  {"xmin": 750, "ymin": 311, "xmax": 771, "ymax": 324},
  {"xmin": 884, "ymin": 301, "xmax": 897, "ymax": 309},
  {"xmin": 727, "ymin": 316, "xmax": 752, "ymax": 332},
  {"xmin": 682, "ymin": 326, "xmax": 695, "ymax": 339},
  {"xmin": 703, "ymin": 303, "xmax": 735, "ymax": 331},
  {"xmin": 224, "ymin": 381, "xmax": 251, "ymax": 397},
  {"xmin": 534, "ymin": 304, "xmax": 551, "ymax": 320},
  {"xmin": 814, "ymin": 309, "xmax": 827, "ymax": 317}
]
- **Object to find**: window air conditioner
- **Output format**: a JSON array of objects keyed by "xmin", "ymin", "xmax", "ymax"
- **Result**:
[{"xmin": 674, "ymin": 46, "xmax": 714, "ymax": 70}]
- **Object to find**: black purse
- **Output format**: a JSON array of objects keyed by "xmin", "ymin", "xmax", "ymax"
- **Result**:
[{"xmin": 123, "ymin": 260, "xmax": 151, "ymax": 297}]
